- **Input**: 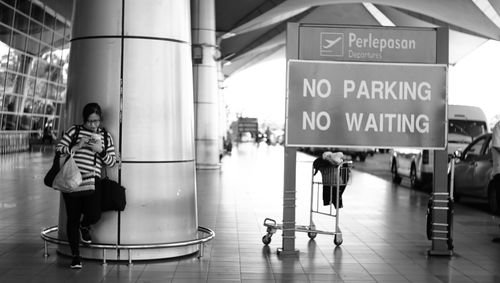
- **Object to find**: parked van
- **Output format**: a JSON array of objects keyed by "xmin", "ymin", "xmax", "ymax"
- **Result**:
[{"xmin": 390, "ymin": 105, "xmax": 488, "ymax": 190}]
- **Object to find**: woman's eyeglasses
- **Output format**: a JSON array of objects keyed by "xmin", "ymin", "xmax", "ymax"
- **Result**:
[{"xmin": 86, "ymin": 119, "xmax": 101, "ymax": 125}]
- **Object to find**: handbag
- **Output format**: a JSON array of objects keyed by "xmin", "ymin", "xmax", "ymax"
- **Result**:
[
  {"xmin": 44, "ymin": 152, "xmax": 66, "ymax": 187},
  {"xmin": 52, "ymin": 153, "xmax": 83, "ymax": 192},
  {"xmin": 101, "ymin": 177, "xmax": 126, "ymax": 211},
  {"xmin": 99, "ymin": 130, "xmax": 126, "ymax": 211},
  {"xmin": 44, "ymin": 125, "xmax": 81, "ymax": 187}
]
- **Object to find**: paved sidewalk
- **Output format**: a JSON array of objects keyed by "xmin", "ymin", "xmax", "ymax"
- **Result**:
[{"xmin": 0, "ymin": 143, "xmax": 499, "ymax": 282}]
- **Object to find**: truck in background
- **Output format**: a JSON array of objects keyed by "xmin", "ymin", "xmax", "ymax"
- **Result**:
[
  {"xmin": 390, "ymin": 105, "xmax": 488, "ymax": 190},
  {"xmin": 231, "ymin": 117, "xmax": 259, "ymax": 142}
]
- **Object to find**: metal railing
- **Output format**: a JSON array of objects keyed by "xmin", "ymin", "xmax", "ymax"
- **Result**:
[
  {"xmin": 0, "ymin": 133, "xmax": 30, "ymax": 154},
  {"xmin": 41, "ymin": 225, "xmax": 215, "ymax": 265}
]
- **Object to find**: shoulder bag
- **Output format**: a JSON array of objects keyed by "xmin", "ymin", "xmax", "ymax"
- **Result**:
[
  {"xmin": 52, "ymin": 153, "xmax": 83, "ymax": 193},
  {"xmin": 101, "ymin": 176, "xmax": 126, "ymax": 211},
  {"xmin": 99, "ymin": 128, "xmax": 127, "ymax": 211},
  {"xmin": 44, "ymin": 125, "xmax": 81, "ymax": 187}
]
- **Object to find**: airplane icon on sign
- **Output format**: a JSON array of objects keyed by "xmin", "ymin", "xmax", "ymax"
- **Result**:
[
  {"xmin": 323, "ymin": 37, "xmax": 342, "ymax": 49},
  {"xmin": 320, "ymin": 32, "xmax": 344, "ymax": 57}
]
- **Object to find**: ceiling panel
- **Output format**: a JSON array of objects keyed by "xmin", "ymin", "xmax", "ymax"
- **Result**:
[
  {"xmin": 39, "ymin": 0, "xmax": 500, "ymax": 77},
  {"xmin": 215, "ymin": 0, "xmax": 285, "ymax": 33}
]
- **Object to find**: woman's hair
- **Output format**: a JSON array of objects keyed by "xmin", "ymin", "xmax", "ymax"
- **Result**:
[{"xmin": 82, "ymin": 102, "xmax": 102, "ymax": 122}]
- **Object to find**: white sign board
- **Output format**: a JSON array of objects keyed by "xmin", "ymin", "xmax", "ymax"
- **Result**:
[
  {"xmin": 286, "ymin": 60, "xmax": 447, "ymax": 148},
  {"xmin": 299, "ymin": 26, "xmax": 437, "ymax": 63}
]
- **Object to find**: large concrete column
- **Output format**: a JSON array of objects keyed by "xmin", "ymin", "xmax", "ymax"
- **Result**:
[
  {"xmin": 191, "ymin": 0, "xmax": 220, "ymax": 169},
  {"xmin": 58, "ymin": 0, "xmax": 198, "ymax": 260},
  {"xmin": 217, "ymin": 60, "xmax": 227, "ymax": 155}
]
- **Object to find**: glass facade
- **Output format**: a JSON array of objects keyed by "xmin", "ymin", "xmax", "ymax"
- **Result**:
[{"xmin": 0, "ymin": 0, "xmax": 70, "ymax": 152}]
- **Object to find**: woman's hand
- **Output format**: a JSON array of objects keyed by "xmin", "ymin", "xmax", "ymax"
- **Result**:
[
  {"xmin": 71, "ymin": 137, "xmax": 89, "ymax": 153},
  {"xmin": 88, "ymin": 138, "xmax": 104, "ymax": 153}
]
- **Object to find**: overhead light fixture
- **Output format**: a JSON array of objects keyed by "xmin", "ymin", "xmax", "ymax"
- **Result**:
[
  {"xmin": 363, "ymin": 2, "xmax": 395, "ymax": 26},
  {"xmin": 221, "ymin": 32, "xmax": 236, "ymax": 40},
  {"xmin": 221, "ymin": 53, "xmax": 236, "ymax": 61},
  {"xmin": 472, "ymin": 0, "xmax": 500, "ymax": 29}
]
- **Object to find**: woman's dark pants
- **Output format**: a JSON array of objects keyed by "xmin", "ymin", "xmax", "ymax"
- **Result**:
[{"xmin": 62, "ymin": 178, "xmax": 101, "ymax": 257}]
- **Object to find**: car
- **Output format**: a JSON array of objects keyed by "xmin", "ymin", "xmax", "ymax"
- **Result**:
[
  {"xmin": 391, "ymin": 105, "xmax": 489, "ymax": 190},
  {"xmin": 452, "ymin": 133, "xmax": 499, "ymax": 213},
  {"xmin": 390, "ymin": 147, "xmax": 431, "ymax": 190}
]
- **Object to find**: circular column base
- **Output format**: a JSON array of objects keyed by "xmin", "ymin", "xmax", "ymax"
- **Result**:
[
  {"xmin": 57, "ymin": 244, "xmax": 199, "ymax": 260},
  {"xmin": 42, "ymin": 226, "xmax": 215, "ymax": 262}
]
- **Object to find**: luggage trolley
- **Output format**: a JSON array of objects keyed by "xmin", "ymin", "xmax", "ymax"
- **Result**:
[{"xmin": 262, "ymin": 160, "xmax": 352, "ymax": 246}]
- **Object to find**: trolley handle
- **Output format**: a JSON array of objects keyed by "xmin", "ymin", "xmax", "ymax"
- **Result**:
[
  {"xmin": 340, "ymin": 160, "xmax": 353, "ymax": 168},
  {"xmin": 263, "ymin": 218, "xmax": 277, "ymax": 228}
]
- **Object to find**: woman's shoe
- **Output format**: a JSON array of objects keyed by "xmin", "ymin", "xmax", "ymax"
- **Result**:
[
  {"xmin": 70, "ymin": 256, "xmax": 82, "ymax": 269},
  {"xmin": 80, "ymin": 226, "xmax": 92, "ymax": 244}
]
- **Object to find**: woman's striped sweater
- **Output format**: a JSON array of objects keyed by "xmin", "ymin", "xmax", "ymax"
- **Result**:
[{"xmin": 56, "ymin": 125, "xmax": 116, "ymax": 185}]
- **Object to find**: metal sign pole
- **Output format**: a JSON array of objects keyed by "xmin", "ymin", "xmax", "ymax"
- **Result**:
[
  {"xmin": 279, "ymin": 23, "xmax": 300, "ymax": 256},
  {"xmin": 428, "ymin": 28, "xmax": 453, "ymax": 256},
  {"xmin": 278, "ymin": 147, "xmax": 299, "ymax": 255}
]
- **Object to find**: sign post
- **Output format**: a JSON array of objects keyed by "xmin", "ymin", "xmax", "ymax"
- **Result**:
[
  {"xmin": 281, "ymin": 24, "xmax": 450, "ymax": 256},
  {"xmin": 429, "ymin": 28, "xmax": 452, "ymax": 256},
  {"xmin": 279, "ymin": 23, "xmax": 300, "ymax": 255}
]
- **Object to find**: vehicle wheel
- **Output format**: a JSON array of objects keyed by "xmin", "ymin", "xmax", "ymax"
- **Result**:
[
  {"xmin": 410, "ymin": 165, "xmax": 419, "ymax": 190},
  {"xmin": 262, "ymin": 234, "xmax": 272, "ymax": 245},
  {"xmin": 488, "ymin": 183, "xmax": 500, "ymax": 214},
  {"xmin": 391, "ymin": 160, "xmax": 402, "ymax": 184},
  {"xmin": 307, "ymin": 232, "xmax": 317, "ymax": 239},
  {"xmin": 359, "ymin": 153, "xmax": 366, "ymax": 162}
]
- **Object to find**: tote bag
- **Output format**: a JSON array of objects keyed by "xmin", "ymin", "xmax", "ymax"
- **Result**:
[
  {"xmin": 52, "ymin": 154, "xmax": 83, "ymax": 193},
  {"xmin": 44, "ymin": 126, "xmax": 81, "ymax": 187}
]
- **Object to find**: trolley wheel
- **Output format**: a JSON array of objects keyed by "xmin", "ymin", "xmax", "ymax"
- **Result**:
[
  {"xmin": 334, "ymin": 235, "xmax": 343, "ymax": 246},
  {"xmin": 307, "ymin": 232, "xmax": 317, "ymax": 239},
  {"xmin": 262, "ymin": 234, "xmax": 272, "ymax": 245}
]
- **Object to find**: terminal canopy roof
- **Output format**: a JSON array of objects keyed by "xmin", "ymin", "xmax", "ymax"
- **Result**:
[
  {"xmin": 41, "ymin": 0, "xmax": 500, "ymax": 77},
  {"xmin": 215, "ymin": 0, "xmax": 500, "ymax": 77}
]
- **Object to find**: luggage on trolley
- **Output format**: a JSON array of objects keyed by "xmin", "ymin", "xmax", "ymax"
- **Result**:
[{"xmin": 262, "ymin": 154, "xmax": 352, "ymax": 246}]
